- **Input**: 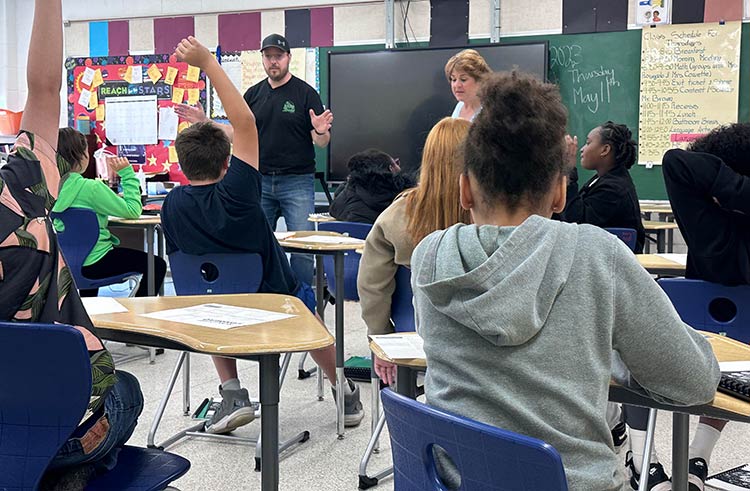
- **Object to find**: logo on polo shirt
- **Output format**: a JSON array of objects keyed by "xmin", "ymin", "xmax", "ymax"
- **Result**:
[{"xmin": 282, "ymin": 101, "xmax": 296, "ymax": 113}]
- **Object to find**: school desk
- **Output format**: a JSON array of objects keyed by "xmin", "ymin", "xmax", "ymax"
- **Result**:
[
  {"xmin": 89, "ymin": 293, "xmax": 334, "ymax": 491},
  {"xmin": 108, "ymin": 215, "xmax": 163, "ymax": 295},
  {"xmin": 636, "ymin": 253, "xmax": 686, "ymax": 276},
  {"xmin": 370, "ymin": 332, "xmax": 750, "ymax": 491},
  {"xmin": 277, "ymin": 230, "xmax": 366, "ymax": 438},
  {"xmin": 643, "ymin": 219, "xmax": 680, "ymax": 253}
]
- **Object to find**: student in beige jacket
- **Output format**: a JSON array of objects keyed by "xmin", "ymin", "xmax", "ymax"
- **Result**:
[{"xmin": 357, "ymin": 117, "xmax": 471, "ymax": 385}]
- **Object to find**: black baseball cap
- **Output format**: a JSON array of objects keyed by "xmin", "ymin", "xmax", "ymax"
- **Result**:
[{"xmin": 261, "ymin": 34, "xmax": 290, "ymax": 53}]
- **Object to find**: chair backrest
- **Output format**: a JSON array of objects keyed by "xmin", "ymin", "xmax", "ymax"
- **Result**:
[
  {"xmin": 0, "ymin": 322, "xmax": 91, "ymax": 490},
  {"xmin": 659, "ymin": 278, "xmax": 750, "ymax": 343},
  {"xmin": 168, "ymin": 251, "xmax": 264, "ymax": 295},
  {"xmin": 380, "ymin": 388, "xmax": 568, "ymax": 491},
  {"xmin": 391, "ymin": 266, "xmax": 415, "ymax": 332},
  {"xmin": 318, "ymin": 221, "xmax": 373, "ymax": 301},
  {"xmin": 50, "ymin": 207, "xmax": 100, "ymax": 275},
  {"xmin": 604, "ymin": 227, "xmax": 637, "ymax": 252}
]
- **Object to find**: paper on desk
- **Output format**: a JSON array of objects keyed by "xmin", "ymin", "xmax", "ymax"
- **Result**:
[
  {"xmin": 720, "ymin": 361, "xmax": 750, "ymax": 372},
  {"xmin": 274, "ymin": 231, "xmax": 295, "ymax": 240},
  {"xmin": 285, "ymin": 235, "xmax": 363, "ymax": 245},
  {"xmin": 82, "ymin": 297, "xmax": 128, "ymax": 315},
  {"xmin": 158, "ymin": 107, "xmax": 178, "ymax": 141},
  {"xmin": 141, "ymin": 303, "xmax": 296, "ymax": 330},
  {"xmin": 370, "ymin": 334, "xmax": 425, "ymax": 359},
  {"xmin": 656, "ymin": 253, "xmax": 687, "ymax": 265}
]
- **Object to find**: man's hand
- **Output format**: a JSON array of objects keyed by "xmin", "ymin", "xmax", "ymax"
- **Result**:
[
  {"xmin": 175, "ymin": 102, "xmax": 209, "ymax": 124},
  {"xmin": 309, "ymin": 108, "xmax": 333, "ymax": 135},
  {"xmin": 374, "ymin": 357, "xmax": 397, "ymax": 386},
  {"xmin": 564, "ymin": 134, "xmax": 578, "ymax": 167},
  {"xmin": 107, "ymin": 156, "xmax": 131, "ymax": 174},
  {"xmin": 174, "ymin": 36, "xmax": 212, "ymax": 69}
]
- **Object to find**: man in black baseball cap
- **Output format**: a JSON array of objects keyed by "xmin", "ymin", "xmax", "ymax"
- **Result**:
[{"xmin": 260, "ymin": 33, "xmax": 290, "ymax": 53}]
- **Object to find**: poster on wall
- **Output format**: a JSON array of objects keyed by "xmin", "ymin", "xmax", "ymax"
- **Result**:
[
  {"xmin": 210, "ymin": 48, "xmax": 318, "ymax": 119},
  {"xmin": 637, "ymin": 21, "xmax": 741, "ymax": 165},
  {"xmin": 66, "ymin": 54, "xmax": 208, "ymax": 182},
  {"xmin": 636, "ymin": 0, "xmax": 671, "ymax": 25}
]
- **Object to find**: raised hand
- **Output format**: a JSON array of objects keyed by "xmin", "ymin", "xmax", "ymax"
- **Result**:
[
  {"xmin": 309, "ymin": 108, "xmax": 333, "ymax": 135},
  {"xmin": 174, "ymin": 102, "xmax": 208, "ymax": 124},
  {"xmin": 174, "ymin": 36, "xmax": 212, "ymax": 69},
  {"xmin": 564, "ymin": 134, "xmax": 578, "ymax": 166},
  {"xmin": 106, "ymin": 156, "xmax": 131, "ymax": 174}
]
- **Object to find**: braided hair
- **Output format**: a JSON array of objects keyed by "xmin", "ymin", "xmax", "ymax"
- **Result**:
[{"xmin": 597, "ymin": 122, "xmax": 637, "ymax": 169}]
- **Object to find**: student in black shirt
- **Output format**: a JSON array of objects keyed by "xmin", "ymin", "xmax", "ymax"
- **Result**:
[
  {"xmin": 563, "ymin": 122, "xmax": 646, "ymax": 253},
  {"xmin": 329, "ymin": 149, "xmax": 415, "ymax": 224},
  {"xmin": 163, "ymin": 36, "xmax": 363, "ymax": 435}
]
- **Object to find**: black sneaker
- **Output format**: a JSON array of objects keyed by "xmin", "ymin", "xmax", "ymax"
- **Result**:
[
  {"xmin": 688, "ymin": 457, "xmax": 708, "ymax": 491},
  {"xmin": 611, "ymin": 421, "xmax": 628, "ymax": 452},
  {"xmin": 625, "ymin": 451, "xmax": 672, "ymax": 491}
]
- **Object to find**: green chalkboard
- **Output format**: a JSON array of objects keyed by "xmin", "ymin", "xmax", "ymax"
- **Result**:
[{"xmin": 316, "ymin": 27, "xmax": 748, "ymax": 199}]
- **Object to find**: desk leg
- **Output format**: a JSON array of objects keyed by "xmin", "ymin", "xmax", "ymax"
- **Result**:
[
  {"xmin": 672, "ymin": 413, "xmax": 690, "ymax": 491},
  {"xmin": 667, "ymin": 228, "xmax": 674, "ymax": 253},
  {"xmin": 315, "ymin": 254, "xmax": 325, "ymax": 401},
  {"xmin": 146, "ymin": 224, "xmax": 155, "ymax": 296},
  {"xmin": 156, "ymin": 224, "xmax": 165, "ymax": 295},
  {"xmin": 396, "ymin": 366, "xmax": 418, "ymax": 399},
  {"xmin": 657, "ymin": 230, "xmax": 666, "ymax": 254},
  {"xmin": 335, "ymin": 253, "xmax": 345, "ymax": 439},
  {"xmin": 260, "ymin": 354, "xmax": 281, "ymax": 491}
]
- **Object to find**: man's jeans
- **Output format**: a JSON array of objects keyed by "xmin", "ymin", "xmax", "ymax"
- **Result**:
[
  {"xmin": 261, "ymin": 173, "xmax": 315, "ymax": 285},
  {"xmin": 48, "ymin": 371, "xmax": 144, "ymax": 474}
]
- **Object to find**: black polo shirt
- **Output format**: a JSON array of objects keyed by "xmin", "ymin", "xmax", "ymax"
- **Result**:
[{"xmin": 243, "ymin": 75, "xmax": 324, "ymax": 175}]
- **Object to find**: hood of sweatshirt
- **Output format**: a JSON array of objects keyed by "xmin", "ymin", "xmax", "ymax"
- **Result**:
[
  {"xmin": 53, "ymin": 172, "xmax": 86, "ymax": 211},
  {"xmin": 414, "ymin": 215, "xmax": 578, "ymax": 347}
]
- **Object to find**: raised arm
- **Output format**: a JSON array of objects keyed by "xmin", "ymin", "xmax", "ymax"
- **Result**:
[
  {"xmin": 19, "ymin": 0, "xmax": 63, "ymax": 148},
  {"xmin": 174, "ymin": 37, "xmax": 256, "ymax": 167},
  {"xmin": 174, "ymin": 101, "xmax": 235, "ymax": 141}
]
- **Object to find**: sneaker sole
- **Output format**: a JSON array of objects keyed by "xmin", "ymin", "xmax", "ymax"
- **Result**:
[
  {"xmin": 205, "ymin": 407, "xmax": 256, "ymax": 434},
  {"xmin": 687, "ymin": 475, "xmax": 704, "ymax": 491},
  {"xmin": 344, "ymin": 408, "xmax": 365, "ymax": 427}
]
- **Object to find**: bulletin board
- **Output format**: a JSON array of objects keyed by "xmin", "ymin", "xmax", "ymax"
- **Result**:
[{"xmin": 66, "ymin": 54, "xmax": 208, "ymax": 182}]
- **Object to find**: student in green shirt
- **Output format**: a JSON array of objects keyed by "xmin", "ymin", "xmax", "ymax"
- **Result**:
[{"xmin": 52, "ymin": 128, "xmax": 166, "ymax": 296}]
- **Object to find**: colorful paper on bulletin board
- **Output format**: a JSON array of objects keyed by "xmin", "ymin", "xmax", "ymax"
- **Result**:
[
  {"xmin": 66, "ymin": 53, "xmax": 207, "ymax": 183},
  {"xmin": 636, "ymin": 0, "xmax": 671, "ymax": 26},
  {"xmin": 638, "ymin": 22, "xmax": 741, "ymax": 165}
]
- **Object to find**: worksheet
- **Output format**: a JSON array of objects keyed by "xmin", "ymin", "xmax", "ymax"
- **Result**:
[{"xmin": 142, "ymin": 303, "xmax": 296, "ymax": 330}]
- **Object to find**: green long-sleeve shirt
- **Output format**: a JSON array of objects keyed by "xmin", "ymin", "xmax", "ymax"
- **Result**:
[{"xmin": 52, "ymin": 166, "xmax": 142, "ymax": 266}]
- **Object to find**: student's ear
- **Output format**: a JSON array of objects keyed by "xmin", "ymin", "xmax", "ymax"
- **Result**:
[
  {"xmin": 600, "ymin": 143, "xmax": 612, "ymax": 159},
  {"xmin": 459, "ymin": 173, "xmax": 474, "ymax": 211},
  {"xmin": 223, "ymin": 156, "xmax": 230, "ymax": 170},
  {"xmin": 550, "ymin": 172, "xmax": 567, "ymax": 215}
]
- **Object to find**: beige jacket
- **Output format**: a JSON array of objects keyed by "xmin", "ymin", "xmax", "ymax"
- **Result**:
[{"xmin": 357, "ymin": 194, "xmax": 415, "ymax": 335}]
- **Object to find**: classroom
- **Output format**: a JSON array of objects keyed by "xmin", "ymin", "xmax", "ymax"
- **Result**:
[{"xmin": 1, "ymin": 1, "xmax": 750, "ymax": 490}]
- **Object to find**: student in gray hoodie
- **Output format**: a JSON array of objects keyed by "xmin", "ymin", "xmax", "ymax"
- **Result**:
[{"xmin": 410, "ymin": 71, "xmax": 720, "ymax": 491}]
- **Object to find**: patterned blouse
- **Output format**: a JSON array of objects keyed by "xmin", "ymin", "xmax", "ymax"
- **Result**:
[{"xmin": 0, "ymin": 131, "xmax": 116, "ymax": 424}]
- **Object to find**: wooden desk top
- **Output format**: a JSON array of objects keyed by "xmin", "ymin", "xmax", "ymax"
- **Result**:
[
  {"xmin": 637, "ymin": 254, "xmax": 686, "ymax": 275},
  {"xmin": 640, "ymin": 205, "xmax": 674, "ymax": 215},
  {"xmin": 109, "ymin": 215, "xmax": 161, "ymax": 226},
  {"xmin": 370, "ymin": 332, "xmax": 750, "ymax": 417},
  {"xmin": 307, "ymin": 213, "xmax": 336, "ymax": 223},
  {"xmin": 90, "ymin": 294, "xmax": 334, "ymax": 356},
  {"xmin": 278, "ymin": 230, "xmax": 365, "ymax": 252},
  {"xmin": 643, "ymin": 220, "xmax": 679, "ymax": 230}
]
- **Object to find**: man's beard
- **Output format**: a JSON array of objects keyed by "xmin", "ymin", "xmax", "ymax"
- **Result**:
[{"xmin": 267, "ymin": 66, "xmax": 289, "ymax": 82}]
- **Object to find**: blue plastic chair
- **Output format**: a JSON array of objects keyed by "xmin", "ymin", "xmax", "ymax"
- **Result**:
[
  {"xmin": 605, "ymin": 227, "xmax": 637, "ymax": 252},
  {"xmin": 659, "ymin": 278, "xmax": 750, "ymax": 343},
  {"xmin": 168, "ymin": 250, "xmax": 263, "ymax": 295},
  {"xmin": 0, "ymin": 321, "xmax": 190, "ymax": 491},
  {"xmin": 51, "ymin": 208, "xmax": 141, "ymax": 291},
  {"xmin": 318, "ymin": 221, "xmax": 372, "ymax": 301},
  {"xmin": 381, "ymin": 388, "xmax": 568, "ymax": 490}
]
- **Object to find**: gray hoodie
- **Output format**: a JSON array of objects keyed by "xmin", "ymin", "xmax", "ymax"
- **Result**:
[{"xmin": 411, "ymin": 215, "xmax": 720, "ymax": 491}]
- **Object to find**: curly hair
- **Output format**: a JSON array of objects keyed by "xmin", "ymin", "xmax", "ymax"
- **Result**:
[
  {"xmin": 598, "ymin": 121, "xmax": 637, "ymax": 169},
  {"xmin": 444, "ymin": 49, "xmax": 492, "ymax": 82},
  {"xmin": 688, "ymin": 123, "xmax": 750, "ymax": 176},
  {"xmin": 347, "ymin": 149, "xmax": 393, "ymax": 175},
  {"xmin": 463, "ymin": 71, "xmax": 568, "ymax": 211}
]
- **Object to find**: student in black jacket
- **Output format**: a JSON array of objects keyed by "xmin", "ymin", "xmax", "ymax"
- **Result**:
[
  {"xmin": 329, "ymin": 149, "xmax": 415, "ymax": 224},
  {"xmin": 563, "ymin": 122, "xmax": 646, "ymax": 253}
]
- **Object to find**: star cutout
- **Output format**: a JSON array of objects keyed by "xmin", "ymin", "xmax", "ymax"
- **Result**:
[
  {"xmin": 162, "ymin": 161, "xmax": 173, "ymax": 172},
  {"xmin": 147, "ymin": 155, "xmax": 157, "ymax": 167}
]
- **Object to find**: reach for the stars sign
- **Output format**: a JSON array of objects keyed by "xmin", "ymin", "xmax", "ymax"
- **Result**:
[{"xmin": 66, "ymin": 53, "xmax": 207, "ymax": 182}]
